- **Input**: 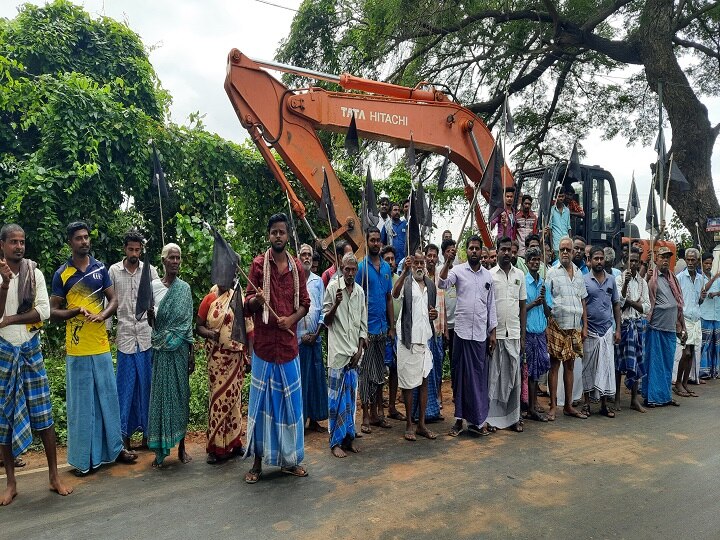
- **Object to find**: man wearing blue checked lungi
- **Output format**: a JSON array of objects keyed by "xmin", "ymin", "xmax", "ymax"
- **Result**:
[
  {"xmin": 0, "ymin": 224, "xmax": 72, "ymax": 505},
  {"xmin": 243, "ymin": 213, "xmax": 310, "ymax": 484},
  {"xmin": 324, "ymin": 253, "xmax": 366, "ymax": 458},
  {"xmin": 615, "ymin": 247, "xmax": 649, "ymax": 413}
]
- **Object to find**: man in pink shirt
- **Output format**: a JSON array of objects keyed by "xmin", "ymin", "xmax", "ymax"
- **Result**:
[{"xmin": 515, "ymin": 194, "xmax": 538, "ymax": 257}]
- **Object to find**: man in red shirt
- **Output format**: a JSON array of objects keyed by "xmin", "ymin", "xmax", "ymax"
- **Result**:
[
  {"xmin": 515, "ymin": 194, "xmax": 538, "ymax": 257},
  {"xmin": 243, "ymin": 213, "xmax": 311, "ymax": 484}
]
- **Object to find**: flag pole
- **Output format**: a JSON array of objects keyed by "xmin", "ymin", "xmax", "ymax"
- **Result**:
[
  {"xmin": 649, "ymin": 169, "xmax": 658, "ymax": 270},
  {"xmin": 149, "ymin": 139, "xmax": 166, "ymax": 246},
  {"xmin": 456, "ymin": 173, "xmax": 481, "ymax": 245},
  {"xmin": 285, "ymin": 190, "xmax": 300, "ymax": 255},
  {"xmin": 237, "ymin": 265, "xmax": 294, "ymax": 337}
]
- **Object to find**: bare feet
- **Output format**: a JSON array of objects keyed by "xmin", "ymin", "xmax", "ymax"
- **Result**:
[
  {"xmin": 331, "ymin": 445, "xmax": 347, "ymax": 458},
  {"xmin": 179, "ymin": 450, "xmax": 192, "ymax": 464},
  {"xmin": 547, "ymin": 406, "xmax": 557, "ymax": 421},
  {"xmin": 307, "ymin": 420, "xmax": 326, "ymax": 433},
  {"xmin": 404, "ymin": 430, "xmax": 417, "ymax": 441},
  {"xmin": 630, "ymin": 400, "xmax": 647, "ymax": 413},
  {"xmin": 342, "ymin": 441, "xmax": 360, "ymax": 453},
  {"xmin": 49, "ymin": 476, "xmax": 73, "ymax": 496},
  {"xmin": 613, "ymin": 400, "xmax": 622, "ymax": 411},
  {"xmin": 151, "ymin": 459, "xmax": 163, "ymax": 469},
  {"xmin": 1, "ymin": 484, "xmax": 18, "ymax": 506}
]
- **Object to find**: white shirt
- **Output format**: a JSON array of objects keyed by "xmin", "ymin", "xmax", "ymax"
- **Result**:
[
  {"xmin": 397, "ymin": 278, "xmax": 433, "ymax": 345},
  {"xmin": 490, "ymin": 265, "xmax": 527, "ymax": 340},
  {"xmin": 0, "ymin": 268, "xmax": 50, "ymax": 346},
  {"xmin": 323, "ymin": 279, "xmax": 367, "ymax": 369},
  {"xmin": 616, "ymin": 272, "xmax": 650, "ymax": 321}
]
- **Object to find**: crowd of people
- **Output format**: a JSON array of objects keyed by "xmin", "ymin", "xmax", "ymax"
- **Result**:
[{"xmin": 1, "ymin": 184, "xmax": 719, "ymax": 501}]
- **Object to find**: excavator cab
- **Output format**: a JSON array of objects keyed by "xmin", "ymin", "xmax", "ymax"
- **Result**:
[{"xmin": 516, "ymin": 163, "xmax": 624, "ymax": 256}]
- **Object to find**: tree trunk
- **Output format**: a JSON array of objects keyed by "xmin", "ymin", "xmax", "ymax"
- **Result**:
[{"xmin": 636, "ymin": 0, "xmax": 720, "ymax": 250}]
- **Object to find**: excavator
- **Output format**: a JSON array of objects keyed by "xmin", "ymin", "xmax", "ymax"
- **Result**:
[
  {"xmin": 224, "ymin": 48, "xmax": 675, "ymax": 264},
  {"xmin": 223, "ymin": 48, "xmax": 512, "ymax": 254}
]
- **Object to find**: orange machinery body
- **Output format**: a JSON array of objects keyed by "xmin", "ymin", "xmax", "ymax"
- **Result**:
[
  {"xmin": 622, "ymin": 237, "xmax": 677, "ymax": 270},
  {"xmin": 224, "ymin": 49, "xmax": 513, "ymax": 253}
]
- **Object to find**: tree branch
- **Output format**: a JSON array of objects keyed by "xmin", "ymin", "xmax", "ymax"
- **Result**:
[
  {"xmin": 672, "ymin": 36, "xmax": 720, "ymax": 60},
  {"xmin": 386, "ymin": 34, "xmax": 444, "ymax": 84},
  {"xmin": 674, "ymin": 0, "xmax": 720, "ymax": 31},
  {"xmin": 582, "ymin": 0, "xmax": 636, "ymax": 31},
  {"xmin": 404, "ymin": 9, "xmax": 555, "ymax": 40}
]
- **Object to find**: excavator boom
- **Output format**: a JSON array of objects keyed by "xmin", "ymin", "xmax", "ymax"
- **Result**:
[{"xmin": 224, "ymin": 49, "xmax": 512, "ymax": 253}]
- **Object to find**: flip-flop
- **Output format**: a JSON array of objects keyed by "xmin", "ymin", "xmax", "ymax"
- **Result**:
[
  {"xmin": 669, "ymin": 400, "xmax": 681, "ymax": 407},
  {"xmin": 512, "ymin": 422, "xmax": 524, "ymax": 432},
  {"xmin": 448, "ymin": 426, "xmax": 463, "ymax": 437},
  {"xmin": 563, "ymin": 410, "xmax": 588, "ymax": 419},
  {"xmin": 527, "ymin": 411, "xmax": 549, "ymax": 422},
  {"xmin": 245, "ymin": 469, "xmax": 262, "ymax": 484},
  {"xmin": 281, "ymin": 465, "xmax": 308, "ymax": 477},
  {"xmin": 360, "ymin": 424, "xmax": 372, "ymax": 434},
  {"xmin": 599, "ymin": 408, "xmax": 616, "ymax": 418},
  {"xmin": 672, "ymin": 387, "xmax": 690, "ymax": 397},
  {"xmin": 467, "ymin": 424, "xmax": 490, "ymax": 436},
  {"xmin": 415, "ymin": 428, "xmax": 437, "ymax": 440},
  {"xmin": 370, "ymin": 419, "xmax": 392, "ymax": 429},
  {"xmin": 388, "ymin": 411, "xmax": 406, "ymax": 421},
  {"xmin": 404, "ymin": 431, "xmax": 417, "ymax": 441},
  {"xmin": 546, "ymin": 413, "xmax": 556, "ymax": 422}
]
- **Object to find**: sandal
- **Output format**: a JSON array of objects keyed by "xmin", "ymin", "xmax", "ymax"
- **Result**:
[
  {"xmin": 415, "ymin": 428, "xmax": 437, "ymax": 440},
  {"xmin": 581, "ymin": 404, "xmax": 591, "ymax": 417},
  {"xmin": 360, "ymin": 424, "xmax": 372, "ymax": 434},
  {"xmin": 245, "ymin": 468, "xmax": 262, "ymax": 484},
  {"xmin": 388, "ymin": 411, "xmax": 406, "ymax": 421},
  {"xmin": 467, "ymin": 424, "xmax": 490, "ymax": 436},
  {"xmin": 281, "ymin": 465, "xmax": 308, "ymax": 477},
  {"xmin": 448, "ymin": 425, "xmax": 463, "ymax": 437},
  {"xmin": 599, "ymin": 407, "xmax": 616, "ymax": 418},
  {"xmin": 513, "ymin": 422, "xmax": 524, "ymax": 432},
  {"xmin": 404, "ymin": 431, "xmax": 417, "ymax": 442},
  {"xmin": 527, "ymin": 411, "xmax": 549, "ymax": 422},
  {"xmin": 370, "ymin": 418, "xmax": 392, "ymax": 429}
]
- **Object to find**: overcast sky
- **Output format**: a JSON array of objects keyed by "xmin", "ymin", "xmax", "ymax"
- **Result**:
[{"xmin": 2, "ymin": 0, "xmax": 719, "ymax": 244}]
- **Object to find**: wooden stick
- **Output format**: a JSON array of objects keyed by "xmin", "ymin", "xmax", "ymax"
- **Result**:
[
  {"xmin": 663, "ymin": 153, "xmax": 673, "ymax": 222},
  {"xmin": 237, "ymin": 265, "xmax": 295, "ymax": 337}
]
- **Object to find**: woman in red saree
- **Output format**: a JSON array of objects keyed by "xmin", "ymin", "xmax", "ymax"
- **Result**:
[{"xmin": 196, "ymin": 285, "xmax": 253, "ymax": 464}]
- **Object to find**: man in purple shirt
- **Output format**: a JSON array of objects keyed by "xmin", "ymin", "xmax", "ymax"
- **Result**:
[
  {"xmin": 581, "ymin": 246, "xmax": 622, "ymax": 418},
  {"xmin": 439, "ymin": 235, "xmax": 497, "ymax": 437}
]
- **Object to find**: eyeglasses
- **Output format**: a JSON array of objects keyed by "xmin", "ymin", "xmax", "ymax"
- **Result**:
[{"xmin": 559, "ymin": 247, "xmax": 572, "ymax": 253}]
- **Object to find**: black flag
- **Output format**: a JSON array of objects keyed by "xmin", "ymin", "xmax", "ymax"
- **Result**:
[
  {"xmin": 568, "ymin": 141, "xmax": 581, "ymax": 180},
  {"xmin": 318, "ymin": 169, "xmax": 339, "ymax": 228},
  {"xmin": 406, "ymin": 135, "xmax": 417, "ymax": 170},
  {"xmin": 211, "ymin": 227, "xmax": 240, "ymax": 291},
  {"xmin": 416, "ymin": 180, "xmax": 432, "ymax": 227},
  {"xmin": 135, "ymin": 253, "xmax": 154, "ymax": 320},
  {"xmin": 626, "ymin": 175, "xmax": 640, "ymax": 222},
  {"xmin": 407, "ymin": 189, "xmax": 421, "ymax": 256},
  {"xmin": 479, "ymin": 142, "xmax": 504, "ymax": 220},
  {"xmin": 669, "ymin": 158, "xmax": 690, "ymax": 191},
  {"xmin": 437, "ymin": 152, "xmax": 449, "ymax": 192},
  {"xmin": 646, "ymin": 185, "xmax": 659, "ymax": 235},
  {"xmin": 151, "ymin": 141, "xmax": 169, "ymax": 198},
  {"xmin": 655, "ymin": 128, "xmax": 667, "ymax": 164},
  {"xmin": 503, "ymin": 96, "xmax": 515, "ymax": 137},
  {"xmin": 228, "ymin": 282, "xmax": 248, "ymax": 345},
  {"xmin": 345, "ymin": 113, "xmax": 360, "ymax": 156},
  {"xmin": 361, "ymin": 167, "xmax": 379, "ymax": 232}
]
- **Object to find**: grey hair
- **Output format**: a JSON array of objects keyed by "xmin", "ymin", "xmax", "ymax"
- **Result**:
[
  {"xmin": 526, "ymin": 247, "xmax": 542, "ymax": 260},
  {"xmin": 558, "ymin": 236, "xmax": 573, "ymax": 247},
  {"xmin": 603, "ymin": 247, "xmax": 615, "ymax": 264},
  {"xmin": 341, "ymin": 252, "xmax": 358, "ymax": 268},
  {"xmin": 686, "ymin": 247, "xmax": 700, "ymax": 260},
  {"xmin": 0, "ymin": 223, "xmax": 23, "ymax": 242},
  {"xmin": 299, "ymin": 243, "xmax": 313, "ymax": 255},
  {"xmin": 161, "ymin": 243, "xmax": 181, "ymax": 259}
]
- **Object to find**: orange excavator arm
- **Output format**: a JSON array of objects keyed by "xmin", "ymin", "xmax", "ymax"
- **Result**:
[{"xmin": 224, "ymin": 49, "xmax": 512, "ymax": 252}]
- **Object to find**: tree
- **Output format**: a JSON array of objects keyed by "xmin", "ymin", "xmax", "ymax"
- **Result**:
[
  {"xmin": 0, "ymin": 0, "xmax": 282, "ymax": 301},
  {"xmin": 278, "ymin": 0, "xmax": 720, "ymax": 247}
]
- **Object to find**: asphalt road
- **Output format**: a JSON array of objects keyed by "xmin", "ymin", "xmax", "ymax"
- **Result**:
[{"xmin": 4, "ymin": 382, "xmax": 720, "ymax": 540}]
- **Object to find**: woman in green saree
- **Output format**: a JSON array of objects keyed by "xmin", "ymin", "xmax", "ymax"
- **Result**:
[{"xmin": 147, "ymin": 243, "xmax": 194, "ymax": 468}]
